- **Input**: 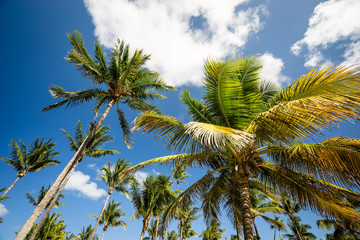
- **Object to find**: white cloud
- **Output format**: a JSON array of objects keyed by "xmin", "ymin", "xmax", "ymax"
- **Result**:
[
  {"xmin": 134, "ymin": 171, "xmax": 149, "ymax": 185},
  {"xmin": 65, "ymin": 171, "xmax": 107, "ymax": 200},
  {"xmin": 342, "ymin": 41, "xmax": 360, "ymax": 66},
  {"xmin": 0, "ymin": 203, "xmax": 8, "ymax": 217},
  {"xmin": 259, "ymin": 53, "xmax": 289, "ymax": 86},
  {"xmin": 291, "ymin": 0, "xmax": 360, "ymax": 67},
  {"xmin": 87, "ymin": 163, "xmax": 96, "ymax": 169},
  {"xmin": 84, "ymin": 0, "xmax": 268, "ymax": 86}
]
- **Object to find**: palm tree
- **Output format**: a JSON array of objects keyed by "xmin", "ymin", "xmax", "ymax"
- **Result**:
[
  {"xmin": 131, "ymin": 175, "xmax": 175, "ymax": 240},
  {"xmin": 200, "ymin": 219, "xmax": 227, "ymax": 240},
  {"xmin": 91, "ymin": 200, "xmax": 127, "ymax": 240},
  {"xmin": 182, "ymin": 221, "xmax": 198, "ymax": 239},
  {"xmin": 270, "ymin": 216, "xmax": 286, "ymax": 240},
  {"xmin": 277, "ymin": 196, "xmax": 302, "ymax": 240},
  {"xmin": 16, "ymin": 30, "xmax": 174, "ymax": 239},
  {"xmin": 77, "ymin": 225, "xmax": 99, "ymax": 240},
  {"xmin": 317, "ymin": 219, "xmax": 360, "ymax": 240},
  {"xmin": 132, "ymin": 57, "xmax": 360, "ymax": 240},
  {"xmin": 29, "ymin": 121, "xmax": 118, "ymax": 240},
  {"xmin": 174, "ymin": 203, "xmax": 201, "ymax": 240},
  {"xmin": 168, "ymin": 231, "xmax": 179, "ymax": 240},
  {"xmin": 172, "ymin": 166, "xmax": 190, "ymax": 193},
  {"xmin": 25, "ymin": 185, "xmax": 64, "ymax": 208},
  {"xmin": 90, "ymin": 159, "xmax": 132, "ymax": 240},
  {"xmin": 0, "ymin": 138, "xmax": 59, "ymax": 198},
  {"xmin": 25, "ymin": 212, "xmax": 67, "ymax": 240},
  {"xmin": 284, "ymin": 217, "xmax": 316, "ymax": 240}
]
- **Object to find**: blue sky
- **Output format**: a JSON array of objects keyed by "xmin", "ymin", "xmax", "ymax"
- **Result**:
[{"xmin": 0, "ymin": 0, "xmax": 360, "ymax": 239}]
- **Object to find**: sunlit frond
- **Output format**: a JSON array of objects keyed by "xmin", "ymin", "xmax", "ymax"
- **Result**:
[{"xmin": 259, "ymin": 163, "xmax": 360, "ymax": 222}]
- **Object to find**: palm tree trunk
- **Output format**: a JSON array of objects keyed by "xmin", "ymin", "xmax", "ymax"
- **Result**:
[
  {"xmin": 140, "ymin": 218, "xmax": 150, "ymax": 240},
  {"xmin": 279, "ymin": 230, "xmax": 282, "ymax": 240},
  {"xmin": 164, "ymin": 219, "xmax": 169, "ymax": 240},
  {"xmin": 252, "ymin": 217, "xmax": 260, "ymax": 239},
  {"xmin": 28, "ymin": 159, "xmax": 80, "ymax": 240},
  {"xmin": 1, "ymin": 176, "xmax": 21, "ymax": 198},
  {"xmin": 154, "ymin": 215, "xmax": 160, "ymax": 240},
  {"xmin": 273, "ymin": 227, "xmax": 276, "ymax": 240},
  {"xmin": 235, "ymin": 217, "xmax": 242, "ymax": 240},
  {"xmin": 15, "ymin": 100, "xmax": 115, "ymax": 240},
  {"xmin": 288, "ymin": 214, "xmax": 302, "ymax": 240},
  {"xmin": 238, "ymin": 169, "xmax": 253, "ymax": 240},
  {"xmin": 90, "ymin": 189, "xmax": 113, "ymax": 240},
  {"xmin": 179, "ymin": 218, "xmax": 184, "ymax": 240},
  {"xmin": 100, "ymin": 226, "xmax": 107, "ymax": 240}
]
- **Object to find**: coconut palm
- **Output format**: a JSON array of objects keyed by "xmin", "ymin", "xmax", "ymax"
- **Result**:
[
  {"xmin": 25, "ymin": 185, "xmax": 64, "ymax": 208},
  {"xmin": 174, "ymin": 203, "xmax": 201, "ymax": 240},
  {"xmin": 90, "ymin": 200, "xmax": 127, "ymax": 240},
  {"xmin": 200, "ymin": 219, "xmax": 227, "ymax": 240},
  {"xmin": 284, "ymin": 217, "xmax": 316, "ymax": 240},
  {"xmin": 172, "ymin": 166, "xmax": 190, "ymax": 193},
  {"xmin": 16, "ymin": 30, "xmax": 174, "ymax": 239},
  {"xmin": 25, "ymin": 212, "xmax": 67, "ymax": 240},
  {"xmin": 29, "ymin": 121, "xmax": 118, "ymax": 240},
  {"xmin": 76, "ymin": 225, "xmax": 99, "ymax": 240},
  {"xmin": 131, "ymin": 175, "xmax": 175, "ymax": 240},
  {"xmin": 0, "ymin": 138, "xmax": 59, "ymax": 198},
  {"xmin": 270, "ymin": 216, "xmax": 286, "ymax": 240},
  {"xmin": 90, "ymin": 159, "xmax": 132, "ymax": 240},
  {"xmin": 168, "ymin": 231, "xmax": 179, "ymax": 240},
  {"xmin": 182, "ymin": 221, "xmax": 198, "ymax": 239},
  {"xmin": 132, "ymin": 57, "xmax": 360, "ymax": 240},
  {"xmin": 317, "ymin": 218, "xmax": 360, "ymax": 240}
]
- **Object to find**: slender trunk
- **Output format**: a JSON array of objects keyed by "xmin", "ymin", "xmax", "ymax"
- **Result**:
[
  {"xmin": 101, "ymin": 226, "xmax": 107, "ymax": 240},
  {"xmin": 90, "ymin": 187, "xmax": 113, "ymax": 240},
  {"xmin": 238, "ymin": 167, "xmax": 253, "ymax": 240},
  {"xmin": 288, "ymin": 214, "xmax": 302, "ymax": 240},
  {"xmin": 235, "ymin": 217, "xmax": 242, "ymax": 240},
  {"xmin": 273, "ymin": 227, "xmax": 276, "ymax": 240},
  {"xmin": 279, "ymin": 230, "xmax": 282, "ymax": 240},
  {"xmin": 154, "ymin": 215, "xmax": 160, "ymax": 240},
  {"xmin": 15, "ymin": 100, "xmax": 115, "ymax": 240},
  {"xmin": 164, "ymin": 219, "xmax": 169, "ymax": 240},
  {"xmin": 29, "ymin": 159, "xmax": 80, "ymax": 240},
  {"xmin": 1, "ymin": 176, "xmax": 21, "ymax": 198},
  {"xmin": 252, "ymin": 217, "xmax": 260, "ymax": 239},
  {"xmin": 179, "ymin": 218, "xmax": 184, "ymax": 240},
  {"xmin": 140, "ymin": 217, "xmax": 150, "ymax": 240}
]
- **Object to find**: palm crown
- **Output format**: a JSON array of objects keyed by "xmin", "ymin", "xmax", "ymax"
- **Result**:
[
  {"xmin": 132, "ymin": 57, "xmax": 360, "ymax": 240},
  {"xmin": 42, "ymin": 30, "xmax": 174, "ymax": 148}
]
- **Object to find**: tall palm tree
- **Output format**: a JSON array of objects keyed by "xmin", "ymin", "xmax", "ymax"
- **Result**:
[
  {"xmin": 0, "ymin": 138, "xmax": 59, "ymax": 198},
  {"xmin": 132, "ymin": 57, "xmax": 360, "ymax": 240},
  {"xmin": 90, "ymin": 200, "xmax": 127, "ymax": 240},
  {"xmin": 182, "ymin": 221, "xmax": 198, "ymax": 239},
  {"xmin": 200, "ymin": 219, "xmax": 227, "ymax": 240},
  {"xmin": 25, "ymin": 185, "xmax": 64, "ymax": 208},
  {"xmin": 29, "ymin": 121, "xmax": 118, "ymax": 240},
  {"xmin": 167, "ymin": 231, "xmax": 179, "ymax": 240},
  {"xmin": 270, "ymin": 216, "xmax": 286, "ymax": 240},
  {"xmin": 172, "ymin": 166, "xmax": 190, "ymax": 193},
  {"xmin": 76, "ymin": 225, "xmax": 99, "ymax": 240},
  {"xmin": 174, "ymin": 203, "xmax": 201, "ymax": 240},
  {"xmin": 90, "ymin": 159, "xmax": 132, "ymax": 240},
  {"xmin": 16, "ymin": 30, "xmax": 174, "ymax": 239}
]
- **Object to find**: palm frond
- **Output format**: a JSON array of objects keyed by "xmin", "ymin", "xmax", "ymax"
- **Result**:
[{"xmin": 116, "ymin": 107, "xmax": 132, "ymax": 149}]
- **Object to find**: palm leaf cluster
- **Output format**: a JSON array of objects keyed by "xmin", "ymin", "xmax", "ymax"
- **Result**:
[{"xmin": 132, "ymin": 57, "xmax": 360, "ymax": 239}]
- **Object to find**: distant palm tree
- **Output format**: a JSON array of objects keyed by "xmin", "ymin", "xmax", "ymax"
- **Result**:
[
  {"xmin": 25, "ymin": 212, "xmax": 67, "ymax": 240},
  {"xmin": 16, "ymin": 30, "xmax": 174, "ymax": 239},
  {"xmin": 182, "ymin": 221, "xmax": 198, "ymax": 239},
  {"xmin": 76, "ymin": 225, "xmax": 99, "ymax": 240},
  {"xmin": 29, "ymin": 121, "xmax": 118, "ymax": 240},
  {"xmin": 284, "ymin": 217, "xmax": 316, "ymax": 240},
  {"xmin": 91, "ymin": 200, "xmax": 127, "ymax": 240},
  {"xmin": 270, "ymin": 216, "xmax": 286, "ymax": 240},
  {"xmin": 132, "ymin": 57, "xmax": 360, "ymax": 240},
  {"xmin": 90, "ymin": 159, "xmax": 132, "ymax": 240},
  {"xmin": 200, "ymin": 219, "xmax": 227, "ymax": 240},
  {"xmin": 0, "ymin": 138, "xmax": 59, "ymax": 198},
  {"xmin": 317, "ymin": 218, "xmax": 360, "ymax": 240},
  {"xmin": 278, "ymin": 196, "xmax": 302, "ymax": 240},
  {"xmin": 172, "ymin": 166, "xmax": 190, "ymax": 193},
  {"xmin": 25, "ymin": 185, "xmax": 64, "ymax": 208},
  {"xmin": 131, "ymin": 175, "xmax": 174, "ymax": 240},
  {"xmin": 174, "ymin": 203, "xmax": 200, "ymax": 240},
  {"xmin": 168, "ymin": 231, "xmax": 179, "ymax": 240}
]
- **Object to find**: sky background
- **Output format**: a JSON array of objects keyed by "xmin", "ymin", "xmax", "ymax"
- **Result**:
[{"xmin": 0, "ymin": 0, "xmax": 360, "ymax": 239}]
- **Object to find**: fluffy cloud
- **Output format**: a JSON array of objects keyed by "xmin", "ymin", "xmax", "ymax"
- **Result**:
[
  {"xmin": 65, "ymin": 171, "xmax": 107, "ymax": 200},
  {"xmin": 84, "ymin": 0, "xmax": 268, "ymax": 86},
  {"xmin": 291, "ymin": 0, "xmax": 360, "ymax": 67},
  {"xmin": 134, "ymin": 171, "xmax": 149, "ymax": 185},
  {"xmin": 0, "ymin": 203, "xmax": 8, "ymax": 217},
  {"xmin": 259, "ymin": 53, "xmax": 289, "ymax": 86}
]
